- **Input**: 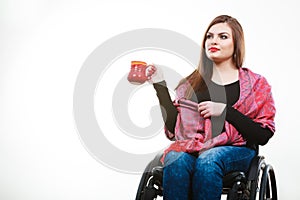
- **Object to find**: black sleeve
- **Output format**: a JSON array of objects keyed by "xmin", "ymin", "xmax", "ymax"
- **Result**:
[
  {"xmin": 226, "ymin": 106, "xmax": 274, "ymax": 145},
  {"xmin": 153, "ymin": 81, "xmax": 178, "ymax": 133}
]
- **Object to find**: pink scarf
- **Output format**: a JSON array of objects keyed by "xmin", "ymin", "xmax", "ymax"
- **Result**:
[{"xmin": 162, "ymin": 67, "xmax": 276, "ymax": 162}]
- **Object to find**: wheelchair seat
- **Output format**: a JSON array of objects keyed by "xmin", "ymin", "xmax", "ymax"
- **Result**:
[{"xmin": 136, "ymin": 152, "xmax": 277, "ymax": 200}]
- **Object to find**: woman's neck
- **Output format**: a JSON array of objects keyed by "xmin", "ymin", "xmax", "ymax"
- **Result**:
[{"xmin": 211, "ymin": 61, "xmax": 239, "ymax": 85}]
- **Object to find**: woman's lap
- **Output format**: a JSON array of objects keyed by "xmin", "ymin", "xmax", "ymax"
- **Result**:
[{"xmin": 163, "ymin": 146, "xmax": 256, "ymax": 200}]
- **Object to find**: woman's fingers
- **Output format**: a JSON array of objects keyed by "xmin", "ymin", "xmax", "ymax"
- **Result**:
[
  {"xmin": 198, "ymin": 101, "xmax": 209, "ymax": 111},
  {"xmin": 146, "ymin": 65, "xmax": 156, "ymax": 76},
  {"xmin": 198, "ymin": 101, "xmax": 226, "ymax": 118}
]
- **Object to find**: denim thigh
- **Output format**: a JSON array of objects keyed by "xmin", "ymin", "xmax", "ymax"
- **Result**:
[
  {"xmin": 163, "ymin": 151, "xmax": 196, "ymax": 200},
  {"xmin": 192, "ymin": 146, "xmax": 256, "ymax": 200}
]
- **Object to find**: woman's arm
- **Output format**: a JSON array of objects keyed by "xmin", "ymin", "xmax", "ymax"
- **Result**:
[
  {"xmin": 226, "ymin": 107, "xmax": 274, "ymax": 145},
  {"xmin": 153, "ymin": 81, "xmax": 178, "ymax": 133}
]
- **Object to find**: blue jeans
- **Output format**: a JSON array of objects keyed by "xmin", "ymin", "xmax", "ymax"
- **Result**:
[{"xmin": 163, "ymin": 146, "xmax": 256, "ymax": 200}]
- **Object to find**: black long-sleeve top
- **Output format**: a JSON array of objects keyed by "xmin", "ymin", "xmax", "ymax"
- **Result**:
[{"xmin": 153, "ymin": 80, "xmax": 273, "ymax": 147}]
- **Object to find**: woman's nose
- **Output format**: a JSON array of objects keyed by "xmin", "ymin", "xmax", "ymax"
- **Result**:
[{"xmin": 210, "ymin": 37, "xmax": 218, "ymax": 45}]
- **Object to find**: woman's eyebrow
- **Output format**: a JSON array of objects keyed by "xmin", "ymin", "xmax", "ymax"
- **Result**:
[{"xmin": 207, "ymin": 31, "xmax": 230, "ymax": 35}]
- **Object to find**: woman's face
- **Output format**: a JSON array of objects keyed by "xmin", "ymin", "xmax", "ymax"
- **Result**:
[{"xmin": 205, "ymin": 23, "xmax": 234, "ymax": 64}]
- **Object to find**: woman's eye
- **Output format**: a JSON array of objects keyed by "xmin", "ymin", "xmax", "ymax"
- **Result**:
[
  {"xmin": 206, "ymin": 34, "xmax": 212, "ymax": 39},
  {"xmin": 220, "ymin": 35, "xmax": 228, "ymax": 39}
]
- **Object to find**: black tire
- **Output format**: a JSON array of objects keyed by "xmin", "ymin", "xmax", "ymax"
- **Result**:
[
  {"xmin": 259, "ymin": 164, "xmax": 277, "ymax": 200},
  {"xmin": 136, "ymin": 151, "xmax": 164, "ymax": 200},
  {"xmin": 135, "ymin": 162, "xmax": 153, "ymax": 200},
  {"xmin": 249, "ymin": 158, "xmax": 266, "ymax": 200}
]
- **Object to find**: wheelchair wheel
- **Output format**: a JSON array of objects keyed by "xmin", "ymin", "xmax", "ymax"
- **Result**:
[
  {"xmin": 249, "ymin": 160, "xmax": 277, "ymax": 200},
  {"xmin": 259, "ymin": 164, "xmax": 277, "ymax": 200},
  {"xmin": 135, "ymin": 162, "xmax": 153, "ymax": 200},
  {"xmin": 136, "ymin": 151, "xmax": 164, "ymax": 200}
]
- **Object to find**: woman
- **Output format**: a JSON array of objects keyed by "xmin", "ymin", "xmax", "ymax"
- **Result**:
[{"xmin": 147, "ymin": 15, "xmax": 276, "ymax": 200}]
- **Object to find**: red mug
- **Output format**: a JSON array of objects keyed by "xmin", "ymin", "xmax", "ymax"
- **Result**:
[{"xmin": 127, "ymin": 61, "xmax": 153, "ymax": 85}]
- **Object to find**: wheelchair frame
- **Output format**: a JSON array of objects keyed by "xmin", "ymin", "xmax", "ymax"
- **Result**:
[{"xmin": 136, "ymin": 151, "xmax": 277, "ymax": 200}]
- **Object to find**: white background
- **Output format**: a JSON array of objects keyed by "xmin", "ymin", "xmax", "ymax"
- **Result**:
[{"xmin": 1, "ymin": 0, "xmax": 299, "ymax": 199}]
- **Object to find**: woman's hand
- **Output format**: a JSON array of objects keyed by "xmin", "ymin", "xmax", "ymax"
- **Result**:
[
  {"xmin": 146, "ymin": 64, "xmax": 165, "ymax": 83},
  {"xmin": 198, "ymin": 101, "xmax": 226, "ymax": 118}
]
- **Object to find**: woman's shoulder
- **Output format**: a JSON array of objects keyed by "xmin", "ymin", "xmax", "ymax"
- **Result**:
[
  {"xmin": 239, "ymin": 67, "xmax": 271, "ymax": 87},
  {"xmin": 240, "ymin": 67, "xmax": 267, "ymax": 81}
]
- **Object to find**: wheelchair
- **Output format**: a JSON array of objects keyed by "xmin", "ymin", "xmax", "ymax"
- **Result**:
[{"xmin": 135, "ymin": 149, "xmax": 277, "ymax": 200}]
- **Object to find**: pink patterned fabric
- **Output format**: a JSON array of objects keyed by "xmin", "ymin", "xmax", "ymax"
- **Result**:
[{"xmin": 161, "ymin": 67, "xmax": 276, "ymax": 162}]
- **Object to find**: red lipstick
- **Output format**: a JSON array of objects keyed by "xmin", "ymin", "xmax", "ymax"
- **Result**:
[{"xmin": 209, "ymin": 47, "xmax": 219, "ymax": 52}]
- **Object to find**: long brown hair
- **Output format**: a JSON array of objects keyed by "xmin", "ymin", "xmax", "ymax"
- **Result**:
[{"xmin": 178, "ymin": 15, "xmax": 245, "ymax": 98}]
